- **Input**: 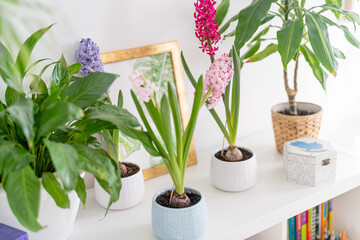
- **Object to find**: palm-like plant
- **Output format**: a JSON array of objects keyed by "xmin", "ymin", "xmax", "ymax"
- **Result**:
[{"xmin": 224, "ymin": 0, "xmax": 360, "ymax": 115}]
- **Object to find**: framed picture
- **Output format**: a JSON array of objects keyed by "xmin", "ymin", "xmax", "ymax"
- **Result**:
[{"xmin": 100, "ymin": 41, "xmax": 197, "ymax": 180}]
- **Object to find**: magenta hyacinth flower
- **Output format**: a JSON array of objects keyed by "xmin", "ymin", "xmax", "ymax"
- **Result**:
[
  {"xmin": 76, "ymin": 38, "xmax": 104, "ymax": 75},
  {"xmin": 204, "ymin": 53, "xmax": 233, "ymax": 109},
  {"xmin": 194, "ymin": 0, "xmax": 221, "ymax": 56}
]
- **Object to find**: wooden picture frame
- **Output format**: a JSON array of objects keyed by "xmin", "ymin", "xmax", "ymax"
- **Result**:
[{"xmin": 100, "ymin": 41, "xmax": 197, "ymax": 180}]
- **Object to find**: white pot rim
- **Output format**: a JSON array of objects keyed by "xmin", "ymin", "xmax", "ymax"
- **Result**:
[
  {"xmin": 152, "ymin": 187, "xmax": 205, "ymax": 211},
  {"xmin": 120, "ymin": 162, "xmax": 142, "ymax": 180},
  {"xmin": 212, "ymin": 146, "xmax": 256, "ymax": 163}
]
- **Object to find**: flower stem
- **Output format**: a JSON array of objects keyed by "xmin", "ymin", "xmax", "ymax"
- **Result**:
[{"xmin": 205, "ymin": 26, "xmax": 215, "ymax": 63}]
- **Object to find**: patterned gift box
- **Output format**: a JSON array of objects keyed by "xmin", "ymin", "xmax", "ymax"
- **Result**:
[
  {"xmin": 283, "ymin": 137, "xmax": 337, "ymax": 186},
  {"xmin": 0, "ymin": 223, "xmax": 28, "ymax": 240}
]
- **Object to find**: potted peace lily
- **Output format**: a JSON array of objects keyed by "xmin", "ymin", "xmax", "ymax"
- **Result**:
[
  {"xmin": 181, "ymin": 0, "xmax": 273, "ymax": 191},
  {"xmin": 129, "ymin": 70, "xmax": 215, "ymax": 238},
  {"xmin": 224, "ymin": 0, "xmax": 360, "ymax": 153},
  {"xmin": 0, "ymin": 26, "xmax": 145, "ymax": 240}
]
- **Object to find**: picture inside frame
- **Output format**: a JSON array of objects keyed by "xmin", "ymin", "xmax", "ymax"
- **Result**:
[{"xmin": 100, "ymin": 41, "xmax": 197, "ymax": 180}]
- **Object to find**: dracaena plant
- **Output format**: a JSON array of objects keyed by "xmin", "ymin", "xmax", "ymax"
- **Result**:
[
  {"xmin": 224, "ymin": 0, "xmax": 360, "ymax": 115},
  {"xmin": 181, "ymin": 0, "xmax": 272, "ymax": 161},
  {"xmin": 130, "ymin": 76, "xmax": 212, "ymax": 207},
  {"xmin": 0, "ymin": 25, "xmax": 148, "ymax": 231}
]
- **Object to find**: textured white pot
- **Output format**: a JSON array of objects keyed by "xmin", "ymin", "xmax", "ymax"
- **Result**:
[
  {"xmin": 0, "ymin": 182, "xmax": 80, "ymax": 240},
  {"xmin": 152, "ymin": 187, "xmax": 207, "ymax": 240},
  {"xmin": 211, "ymin": 146, "xmax": 257, "ymax": 192},
  {"xmin": 94, "ymin": 162, "xmax": 144, "ymax": 210}
]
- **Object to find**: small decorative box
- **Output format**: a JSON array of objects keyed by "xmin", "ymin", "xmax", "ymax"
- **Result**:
[
  {"xmin": 283, "ymin": 137, "xmax": 337, "ymax": 186},
  {"xmin": 0, "ymin": 223, "xmax": 28, "ymax": 240}
]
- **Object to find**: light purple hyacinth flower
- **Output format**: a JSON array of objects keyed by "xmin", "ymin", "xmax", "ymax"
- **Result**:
[{"xmin": 76, "ymin": 38, "xmax": 104, "ymax": 75}]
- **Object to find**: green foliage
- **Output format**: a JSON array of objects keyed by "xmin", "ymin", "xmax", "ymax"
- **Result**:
[
  {"xmin": 277, "ymin": 19, "xmax": 304, "ymax": 70},
  {"xmin": 42, "ymin": 172, "xmax": 70, "ymax": 208},
  {"xmin": 305, "ymin": 12, "xmax": 338, "ymax": 76},
  {"xmin": 130, "ymin": 78, "xmax": 208, "ymax": 195},
  {"xmin": 234, "ymin": 0, "xmax": 273, "ymax": 51},
  {"xmin": 0, "ymin": 26, "xmax": 143, "ymax": 231},
  {"xmin": 236, "ymin": 0, "xmax": 360, "ymax": 89},
  {"xmin": 215, "ymin": 0, "xmax": 230, "ymax": 26},
  {"xmin": 300, "ymin": 45, "xmax": 328, "ymax": 89}
]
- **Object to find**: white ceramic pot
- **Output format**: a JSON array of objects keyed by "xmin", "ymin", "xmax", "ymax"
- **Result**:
[
  {"xmin": 94, "ymin": 162, "xmax": 144, "ymax": 210},
  {"xmin": 0, "ymin": 183, "xmax": 80, "ymax": 240},
  {"xmin": 152, "ymin": 187, "xmax": 207, "ymax": 240},
  {"xmin": 211, "ymin": 146, "xmax": 257, "ymax": 192}
]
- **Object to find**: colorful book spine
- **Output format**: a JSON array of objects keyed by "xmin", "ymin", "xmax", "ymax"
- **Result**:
[
  {"xmin": 311, "ymin": 207, "xmax": 317, "ymax": 240},
  {"xmin": 329, "ymin": 200, "xmax": 333, "ymax": 234},
  {"xmin": 296, "ymin": 214, "xmax": 302, "ymax": 240},
  {"xmin": 316, "ymin": 205, "xmax": 321, "ymax": 240},
  {"xmin": 321, "ymin": 202, "xmax": 328, "ymax": 240},
  {"xmin": 302, "ymin": 211, "xmax": 307, "ymax": 240},
  {"xmin": 289, "ymin": 216, "xmax": 296, "ymax": 240},
  {"xmin": 307, "ymin": 209, "xmax": 312, "ymax": 240}
]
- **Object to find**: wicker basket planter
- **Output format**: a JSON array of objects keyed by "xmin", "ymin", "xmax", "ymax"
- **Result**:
[{"xmin": 271, "ymin": 102, "xmax": 322, "ymax": 154}]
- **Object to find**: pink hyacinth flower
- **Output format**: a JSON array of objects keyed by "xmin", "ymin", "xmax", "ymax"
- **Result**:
[
  {"xmin": 194, "ymin": 0, "xmax": 221, "ymax": 56},
  {"xmin": 130, "ymin": 71, "xmax": 157, "ymax": 102},
  {"xmin": 203, "ymin": 53, "xmax": 233, "ymax": 109}
]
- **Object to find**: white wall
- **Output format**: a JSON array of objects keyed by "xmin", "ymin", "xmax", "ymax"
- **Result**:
[{"xmin": 2, "ymin": 0, "xmax": 360, "ymax": 156}]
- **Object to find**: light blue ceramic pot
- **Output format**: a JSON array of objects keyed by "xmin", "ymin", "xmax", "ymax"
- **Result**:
[{"xmin": 152, "ymin": 187, "xmax": 207, "ymax": 240}]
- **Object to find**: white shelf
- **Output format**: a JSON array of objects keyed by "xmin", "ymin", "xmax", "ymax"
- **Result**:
[{"xmin": 68, "ymin": 130, "xmax": 360, "ymax": 240}]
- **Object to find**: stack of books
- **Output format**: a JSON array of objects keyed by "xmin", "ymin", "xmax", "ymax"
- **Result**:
[{"xmin": 287, "ymin": 200, "xmax": 348, "ymax": 240}]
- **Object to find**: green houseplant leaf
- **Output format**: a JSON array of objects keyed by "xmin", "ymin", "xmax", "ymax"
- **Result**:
[
  {"xmin": 68, "ymin": 63, "xmax": 82, "ymax": 75},
  {"xmin": 325, "ymin": 0, "xmax": 342, "ymax": 19},
  {"xmin": 36, "ymin": 102, "xmax": 83, "ymax": 138},
  {"xmin": 0, "ymin": 41, "xmax": 21, "ymax": 92},
  {"xmin": 5, "ymin": 86, "xmax": 21, "ymax": 106},
  {"xmin": 62, "ymin": 72, "xmax": 118, "ymax": 108},
  {"xmin": 215, "ymin": 0, "xmax": 230, "ymax": 26},
  {"xmin": 230, "ymin": 46, "xmax": 241, "ymax": 145},
  {"xmin": 332, "ymin": 47, "xmax": 346, "ymax": 59},
  {"xmin": 7, "ymin": 98, "xmax": 35, "ymax": 148},
  {"xmin": 3, "ymin": 165, "xmax": 42, "ymax": 231},
  {"xmin": 234, "ymin": 0, "xmax": 273, "ymax": 50},
  {"xmin": 343, "ymin": 27, "xmax": 360, "ymax": 48},
  {"xmin": 42, "ymin": 172, "xmax": 70, "ymax": 209},
  {"xmin": 43, "ymin": 140, "xmax": 79, "ymax": 191},
  {"xmin": 75, "ymin": 175, "xmax": 87, "ymax": 207},
  {"xmin": 52, "ymin": 55, "xmax": 70, "ymax": 88},
  {"xmin": 15, "ymin": 24, "xmax": 53, "ymax": 80},
  {"xmin": 247, "ymin": 43, "xmax": 277, "ymax": 62},
  {"xmin": 74, "ymin": 144, "xmax": 118, "ymax": 186},
  {"xmin": 0, "ymin": 142, "xmax": 35, "ymax": 177},
  {"xmin": 305, "ymin": 12, "xmax": 338, "ymax": 76},
  {"xmin": 299, "ymin": 45, "xmax": 328, "ymax": 89},
  {"xmin": 277, "ymin": 19, "xmax": 304, "ymax": 70}
]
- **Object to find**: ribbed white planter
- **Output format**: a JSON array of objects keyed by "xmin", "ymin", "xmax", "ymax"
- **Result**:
[
  {"xmin": 211, "ymin": 146, "xmax": 257, "ymax": 192},
  {"xmin": 0, "ymin": 183, "xmax": 80, "ymax": 240},
  {"xmin": 94, "ymin": 162, "xmax": 144, "ymax": 210}
]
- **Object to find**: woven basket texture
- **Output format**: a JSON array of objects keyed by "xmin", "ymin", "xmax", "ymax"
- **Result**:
[{"xmin": 271, "ymin": 102, "xmax": 322, "ymax": 154}]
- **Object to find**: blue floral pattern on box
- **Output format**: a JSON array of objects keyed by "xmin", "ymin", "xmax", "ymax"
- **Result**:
[{"xmin": 290, "ymin": 141, "xmax": 323, "ymax": 151}]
